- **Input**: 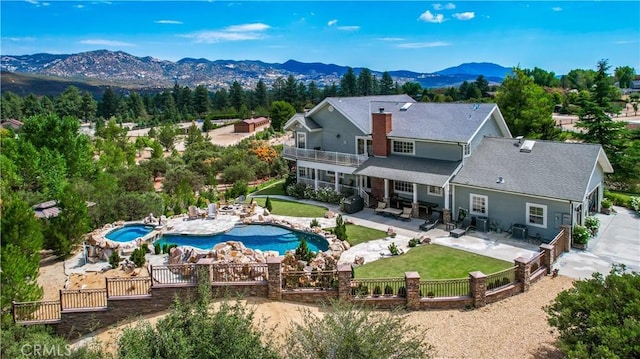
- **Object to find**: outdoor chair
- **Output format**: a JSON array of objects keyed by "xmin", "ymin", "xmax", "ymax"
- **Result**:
[
  {"xmin": 374, "ymin": 201, "xmax": 387, "ymax": 214},
  {"xmin": 187, "ymin": 205, "xmax": 199, "ymax": 220},
  {"xmin": 207, "ymin": 203, "xmax": 217, "ymax": 219},
  {"xmin": 419, "ymin": 212, "xmax": 440, "ymax": 231},
  {"xmin": 400, "ymin": 207, "xmax": 412, "ymax": 221}
]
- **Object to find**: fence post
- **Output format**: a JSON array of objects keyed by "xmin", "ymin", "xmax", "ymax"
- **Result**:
[
  {"xmin": 469, "ymin": 271, "xmax": 487, "ymax": 308},
  {"xmin": 540, "ymin": 244, "xmax": 554, "ymax": 273},
  {"xmin": 267, "ymin": 257, "xmax": 282, "ymax": 300},
  {"xmin": 337, "ymin": 264, "xmax": 353, "ymax": 301},
  {"xmin": 405, "ymin": 272, "xmax": 420, "ymax": 310},
  {"xmin": 149, "ymin": 264, "xmax": 154, "ymax": 286},
  {"xmin": 105, "ymin": 277, "xmax": 110, "ymax": 298},
  {"xmin": 514, "ymin": 257, "xmax": 531, "ymax": 292},
  {"xmin": 11, "ymin": 301, "xmax": 16, "ymax": 323},
  {"xmin": 59, "ymin": 289, "xmax": 63, "ymax": 311}
]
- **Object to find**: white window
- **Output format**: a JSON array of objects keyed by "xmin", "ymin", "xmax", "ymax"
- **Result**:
[
  {"xmin": 296, "ymin": 132, "xmax": 306, "ymax": 149},
  {"xmin": 392, "ymin": 140, "xmax": 414, "ymax": 154},
  {"xmin": 428, "ymin": 186, "xmax": 442, "ymax": 196},
  {"xmin": 394, "ymin": 180, "xmax": 413, "ymax": 194},
  {"xmin": 463, "ymin": 144, "xmax": 470, "ymax": 157},
  {"xmin": 326, "ymin": 171, "xmax": 343, "ymax": 180},
  {"xmin": 298, "ymin": 167, "xmax": 307, "ymax": 178},
  {"xmin": 470, "ymin": 194, "xmax": 488, "ymax": 216},
  {"xmin": 526, "ymin": 203, "xmax": 547, "ymax": 228}
]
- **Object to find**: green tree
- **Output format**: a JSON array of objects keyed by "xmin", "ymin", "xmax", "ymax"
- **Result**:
[
  {"xmin": 495, "ymin": 67, "xmax": 561, "ymax": 140},
  {"xmin": 270, "ymin": 101, "xmax": 296, "ymax": 132},
  {"xmin": 0, "ymin": 196, "xmax": 44, "ymax": 318},
  {"xmin": 357, "ymin": 68, "xmax": 374, "ymax": 96},
  {"xmin": 43, "ymin": 183, "xmax": 90, "ymax": 258},
  {"xmin": 22, "ymin": 93, "xmax": 43, "ymax": 118},
  {"xmin": 193, "ymin": 85, "xmax": 211, "ymax": 117},
  {"xmin": 340, "ymin": 67, "xmax": 358, "ymax": 96},
  {"xmin": 284, "ymin": 300, "xmax": 434, "ymax": 359},
  {"xmin": 229, "ymin": 81, "xmax": 245, "ymax": 112},
  {"xmin": 117, "ymin": 275, "xmax": 278, "ymax": 359},
  {"xmin": 546, "ymin": 265, "xmax": 640, "ymax": 358},
  {"xmin": 99, "ymin": 87, "xmax": 119, "ymax": 119},
  {"xmin": 265, "ymin": 196, "xmax": 273, "ymax": 212},
  {"xmin": 254, "ymin": 79, "xmax": 269, "ymax": 109},
  {"xmin": 0, "ymin": 91, "xmax": 24, "ymax": 120},
  {"xmin": 614, "ymin": 65, "xmax": 636, "ymax": 89},
  {"xmin": 80, "ymin": 91, "xmax": 97, "ymax": 122},
  {"xmin": 54, "ymin": 86, "xmax": 84, "ymax": 119},
  {"xmin": 379, "ymin": 71, "xmax": 395, "ymax": 95},
  {"xmin": 334, "ymin": 214, "xmax": 348, "ymax": 241},
  {"xmin": 157, "ymin": 123, "xmax": 178, "ymax": 151}
]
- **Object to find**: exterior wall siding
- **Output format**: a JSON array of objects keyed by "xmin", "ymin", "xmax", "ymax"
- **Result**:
[
  {"xmin": 411, "ymin": 141, "xmax": 461, "ymax": 161},
  {"xmin": 313, "ymin": 108, "xmax": 366, "ymax": 154},
  {"xmin": 452, "ymin": 185, "xmax": 571, "ymax": 241},
  {"xmin": 469, "ymin": 114, "xmax": 505, "ymax": 152}
]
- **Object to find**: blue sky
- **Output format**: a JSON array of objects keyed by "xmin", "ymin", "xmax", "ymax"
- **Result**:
[{"xmin": 2, "ymin": 1, "xmax": 639, "ymax": 75}]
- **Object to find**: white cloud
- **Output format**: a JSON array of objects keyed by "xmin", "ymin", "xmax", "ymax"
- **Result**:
[
  {"xmin": 25, "ymin": 0, "xmax": 49, "ymax": 7},
  {"xmin": 378, "ymin": 37, "xmax": 404, "ymax": 41},
  {"xmin": 419, "ymin": 10, "xmax": 445, "ymax": 23},
  {"xmin": 614, "ymin": 40, "xmax": 638, "ymax": 44},
  {"xmin": 327, "ymin": 19, "xmax": 338, "ymax": 26},
  {"xmin": 5, "ymin": 36, "xmax": 36, "ymax": 42},
  {"xmin": 182, "ymin": 23, "xmax": 271, "ymax": 43},
  {"xmin": 433, "ymin": 3, "xmax": 455, "ymax": 10},
  {"xmin": 79, "ymin": 39, "xmax": 135, "ymax": 47},
  {"xmin": 75, "ymin": 4, "xmax": 84, "ymax": 8},
  {"xmin": 397, "ymin": 41, "xmax": 450, "ymax": 48},
  {"xmin": 337, "ymin": 26, "xmax": 360, "ymax": 31},
  {"xmin": 552, "ymin": 7, "xmax": 562, "ymax": 12},
  {"xmin": 155, "ymin": 20, "xmax": 183, "ymax": 25},
  {"xmin": 453, "ymin": 12, "xmax": 475, "ymax": 20}
]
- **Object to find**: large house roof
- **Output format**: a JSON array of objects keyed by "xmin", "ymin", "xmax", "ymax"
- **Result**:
[
  {"xmin": 451, "ymin": 137, "xmax": 613, "ymax": 202},
  {"xmin": 371, "ymin": 102, "xmax": 507, "ymax": 143},
  {"xmin": 354, "ymin": 155, "xmax": 461, "ymax": 187}
]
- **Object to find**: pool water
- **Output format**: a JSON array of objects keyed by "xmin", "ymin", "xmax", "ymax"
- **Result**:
[
  {"xmin": 156, "ymin": 224, "xmax": 329, "ymax": 255},
  {"xmin": 105, "ymin": 225, "xmax": 155, "ymax": 242}
]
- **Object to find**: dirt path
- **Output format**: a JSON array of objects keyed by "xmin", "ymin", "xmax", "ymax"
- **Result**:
[{"xmin": 66, "ymin": 275, "xmax": 574, "ymax": 358}]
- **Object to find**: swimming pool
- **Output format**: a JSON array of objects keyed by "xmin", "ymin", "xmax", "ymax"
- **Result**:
[
  {"xmin": 155, "ymin": 224, "xmax": 329, "ymax": 255},
  {"xmin": 105, "ymin": 224, "xmax": 155, "ymax": 242}
]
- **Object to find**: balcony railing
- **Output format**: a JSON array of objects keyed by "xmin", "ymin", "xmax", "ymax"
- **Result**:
[{"xmin": 283, "ymin": 146, "xmax": 368, "ymax": 167}]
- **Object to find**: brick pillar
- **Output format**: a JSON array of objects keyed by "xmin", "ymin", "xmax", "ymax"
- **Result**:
[
  {"xmin": 442, "ymin": 208, "xmax": 452, "ymax": 224},
  {"xmin": 560, "ymin": 225, "xmax": 571, "ymax": 253},
  {"xmin": 405, "ymin": 272, "xmax": 420, "ymax": 310},
  {"xmin": 196, "ymin": 257, "xmax": 214, "ymax": 283},
  {"xmin": 337, "ymin": 264, "xmax": 353, "ymax": 301},
  {"xmin": 540, "ymin": 244, "xmax": 554, "ymax": 274},
  {"xmin": 267, "ymin": 257, "xmax": 282, "ymax": 300},
  {"xmin": 514, "ymin": 257, "xmax": 531, "ymax": 292},
  {"xmin": 469, "ymin": 271, "xmax": 487, "ymax": 308}
]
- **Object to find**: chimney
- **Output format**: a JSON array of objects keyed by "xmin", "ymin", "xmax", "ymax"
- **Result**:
[{"xmin": 372, "ymin": 109, "xmax": 392, "ymax": 157}]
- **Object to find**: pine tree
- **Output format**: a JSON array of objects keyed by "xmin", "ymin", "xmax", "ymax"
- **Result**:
[
  {"xmin": 334, "ymin": 214, "xmax": 348, "ymax": 241},
  {"xmin": 265, "ymin": 196, "xmax": 273, "ymax": 212}
]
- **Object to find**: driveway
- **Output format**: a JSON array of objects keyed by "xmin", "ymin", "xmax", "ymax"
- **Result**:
[{"xmin": 554, "ymin": 206, "xmax": 640, "ymax": 279}]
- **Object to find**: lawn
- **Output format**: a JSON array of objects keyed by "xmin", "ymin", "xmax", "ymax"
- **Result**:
[
  {"xmin": 252, "ymin": 197, "xmax": 327, "ymax": 217},
  {"xmin": 354, "ymin": 244, "xmax": 512, "ymax": 279},
  {"xmin": 325, "ymin": 224, "xmax": 387, "ymax": 246},
  {"xmin": 251, "ymin": 179, "xmax": 286, "ymax": 196}
]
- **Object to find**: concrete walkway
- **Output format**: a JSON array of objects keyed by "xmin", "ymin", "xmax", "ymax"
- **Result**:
[{"xmin": 250, "ymin": 195, "xmax": 640, "ymax": 279}]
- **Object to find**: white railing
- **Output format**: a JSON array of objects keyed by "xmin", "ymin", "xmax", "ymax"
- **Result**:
[
  {"xmin": 283, "ymin": 146, "xmax": 368, "ymax": 167},
  {"xmin": 359, "ymin": 188, "xmax": 370, "ymax": 208}
]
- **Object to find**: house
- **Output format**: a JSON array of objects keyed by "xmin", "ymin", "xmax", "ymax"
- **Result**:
[
  {"xmin": 450, "ymin": 137, "xmax": 613, "ymax": 240},
  {"xmin": 283, "ymin": 94, "xmax": 613, "ymax": 242},
  {"xmin": 1, "ymin": 119, "xmax": 24, "ymax": 131},
  {"xmin": 234, "ymin": 117, "xmax": 270, "ymax": 133}
]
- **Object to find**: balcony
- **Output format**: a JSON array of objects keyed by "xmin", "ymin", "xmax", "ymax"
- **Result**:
[{"xmin": 283, "ymin": 145, "xmax": 368, "ymax": 167}]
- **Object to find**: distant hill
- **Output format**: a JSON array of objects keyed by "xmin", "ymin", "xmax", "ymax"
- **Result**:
[{"xmin": 1, "ymin": 50, "xmax": 513, "ymax": 96}]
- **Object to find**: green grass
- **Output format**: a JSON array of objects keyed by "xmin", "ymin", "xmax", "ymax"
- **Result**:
[
  {"xmin": 250, "ymin": 179, "xmax": 286, "ymax": 196},
  {"xmin": 252, "ymin": 197, "xmax": 327, "ymax": 217},
  {"xmin": 605, "ymin": 190, "xmax": 639, "ymax": 208},
  {"xmin": 326, "ymin": 224, "xmax": 387, "ymax": 246},
  {"xmin": 354, "ymin": 244, "xmax": 512, "ymax": 279}
]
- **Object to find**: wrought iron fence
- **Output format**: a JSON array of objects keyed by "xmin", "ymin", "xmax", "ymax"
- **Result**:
[
  {"xmin": 13, "ymin": 300, "xmax": 61, "ymax": 323},
  {"xmin": 549, "ymin": 229, "xmax": 566, "ymax": 262},
  {"xmin": 106, "ymin": 277, "xmax": 152, "ymax": 297},
  {"xmin": 150, "ymin": 264, "xmax": 198, "ymax": 285},
  {"xmin": 350, "ymin": 278, "xmax": 405, "ymax": 298},
  {"xmin": 210, "ymin": 263, "xmax": 269, "ymax": 282},
  {"xmin": 60, "ymin": 288, "xmax": 107, "ymax": 309},
  {"xmin": 486, "ymin": 266, "xmax": 518, "ymax": 291},
  {"xmin": 419, "ymin": 278, "xmax": 471, "ymax": 298},
  {"xmin": 283, "ymin": 270, "xmax": 338, "ymax": 290},
  {"xmin": 528, "ymin": 252, "xmax": 545, "ymax": 275}
]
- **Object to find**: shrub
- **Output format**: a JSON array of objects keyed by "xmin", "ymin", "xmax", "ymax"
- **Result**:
[
  {"xmin": 334, "ymin": 215, "xmax": 348, "ymax": 241},
  {"xmin": 294, "ymin": 238, "xmax": 315, "ymax": 262},
  {"xmin": 601, "ymin": 198, "xmax": 612, "ymax": 209},
  {"xmin": 384, "ymin": 285, "xmax": 394, "ymax": 295},
  {"xmin": 265, "ymin": 196, "xmax": 273, "ymax": 212},
  {"xmin": 109, "ymin": 251, "xmax": 122, "ymax": 268},
  {"xmin": 408, "ymin": 238, "xmax": 420, "ymax": 247},
  {"xmin": 309, "ymin": 218, "xmax": 320, "ymax": 228},
  {"xmin": 129, "ymin": 247, "xmax": 148, "ymax": 267},
  {"xmin": 584, "ymin": 215, "xmax": 600, "ymax": 235},
  {"xmin": 162, "ymin": 243, "xmax": 169, "ymax": 254},
  {"xmin": 631, "ymin": 196, "xmax": 640, "ymax": 212},
  {"xmin": 153, "ymin": 242, "xmax": 161, "ymax": 255},
  {"xmin": 397, "ymin": 286, "xmax": 407, "ymax": 297},
  {"xmin": 373, "ymin": 286, "xmax": 382, "ymax": 297},
  {"xmin": 573, "ymin": 225, "xmax": 590, "ymax": 244},
  {"xmin": 388, "ymin": 242, "xmax": 400, "ymax": 256}
]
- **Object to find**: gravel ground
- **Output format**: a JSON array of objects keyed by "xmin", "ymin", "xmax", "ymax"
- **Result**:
[{"xmin": 65, "ymin": 274, "xmax": 575, "ymax": 358}]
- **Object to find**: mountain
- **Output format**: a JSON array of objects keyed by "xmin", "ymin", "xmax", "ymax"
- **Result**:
[{"xmin": 1, "ymin": 50, "xmax": 512, "ymax": 95}]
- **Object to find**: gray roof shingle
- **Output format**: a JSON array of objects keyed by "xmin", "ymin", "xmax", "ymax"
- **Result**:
[
  {"xmin": 451, "ymin": 137, "xmax": 608, "ymax": 202},
  {"xmin": 325, "ymin": 95, "xmax": 415, "ymax": 133},
  {"xmin": 354, "ymin": 155, "xmax": 461, "ymax": 186}
]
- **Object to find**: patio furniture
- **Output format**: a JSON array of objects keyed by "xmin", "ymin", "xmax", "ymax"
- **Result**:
[
  {"xmin": 450, "ymin": 217, "xmax": 474, "ymax": 237},
  {"xmin": 382, "ymin": 207, "xmax": 403, "ymax": 219},
  {"xmin": 419, "ymin": 212, "xmax": 440, "ymax": 231},
  {"xmin": 399, "ymin": 207, "xmax": 412, "ymax": 221},
  {"xmin": 207, "ymin": 203, "xmax": 217, "ymax": 219},
  {"xmin": 374, "ymin": 201, "xmax": 387, "ymax": 214},
  {"xmin": 187, "ymin": 205, "xmax": 199, "ymax": 220}
]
